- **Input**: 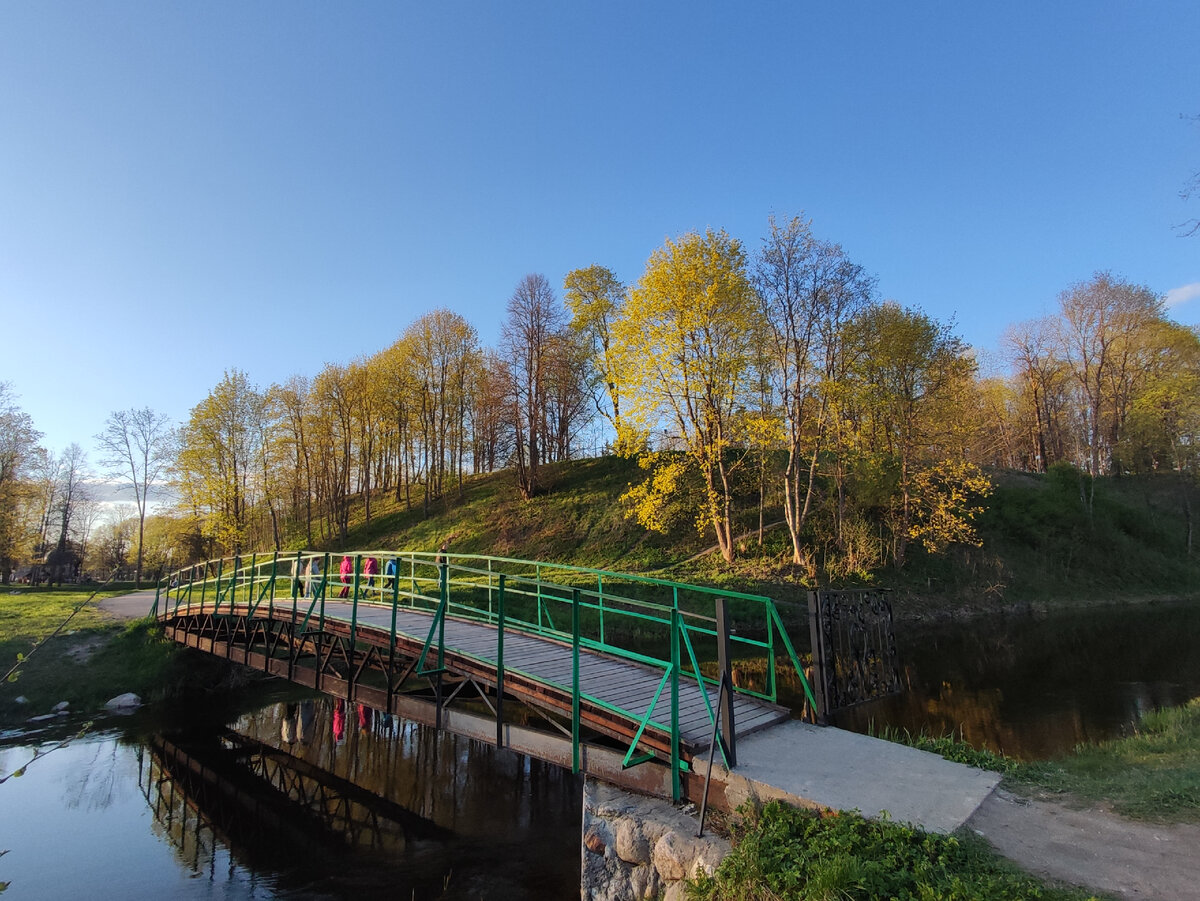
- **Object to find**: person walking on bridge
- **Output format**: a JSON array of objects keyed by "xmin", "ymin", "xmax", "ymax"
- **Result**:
[{"xmin": 338, "ymin": 554, "xmax": 353, "ymax": 598}]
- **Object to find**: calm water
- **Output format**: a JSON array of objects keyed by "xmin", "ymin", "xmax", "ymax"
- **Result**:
[
  {"xmin": 0, "ymin": 693, "xmax": 581, "ymax": 900},
  {"xmin": 834, "ymin": 600, "xmax": 1200, "ymax": 759}
]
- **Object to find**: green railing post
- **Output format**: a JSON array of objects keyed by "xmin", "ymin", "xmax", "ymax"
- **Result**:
[
  {"xmin": 438, "ymin": 562, "xmax": 447, "ymax": 671},
  {"xmin": 670, "ymin": 604, "xmax": 681, "ymax": 802},
  {"xmin": 153, "ymin": 583, "xmax": 161, "ymax": 619},
  {"xmin": 212, "ymin": 559, "xmax": 224, "ymax": 615},
  {"xmin": 389, "ymin": 557, "xmax": 400, "ymax": 699},
  {"xmin": 767, "ymin": 602, "xmax": 777, "ymax": 702},
  {"xmin": 435, "ymin": 561, "xmax": 448, "ymax": 729},
  {"xmin": 266, "ymin": 551, "xmax": 278, "ymax": 618},
  {"xmin": 496, "ymin": 574, "xmax": 506, "ymax": 749},
  {"xmin": 598, "ymin": 575, "xmax": 605, "ymax": 647},
  {"xmin": 319, "ymin": 554, "xmax": 329, "ymax": 631},
  {"xmin": 572, "ymin": 587, "xmax": 581, "ymax": 774},
  {"xmin": 246, "ymin": 553, "xmax": 256, "ymax": 609},
  {"xmin": 350, "ymin": 555, "xmax": 362, "ymax": 655}
]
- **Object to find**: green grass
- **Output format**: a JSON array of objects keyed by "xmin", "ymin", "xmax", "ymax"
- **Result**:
[
  {"xmin": 1010, "ymin": 698, "xmax": 1200, "ymax": 822},
  {"xmin": 0, "ymin": 587, "xmax": 243, "ymax": 727},
  {"xmin": 686, "ymin": 801, "xmax": 1099, "ymax": 901},
  {"xmin": 0, "ymin": 587, "xmax": 129, "ymax": 644},
  {"xmin": 871, "ymin": 725, "xmax": 1023, "ymax": 776},
  {"xmin": 878, "ymin": 700, "xmax": 1200, "ymax": 824}
]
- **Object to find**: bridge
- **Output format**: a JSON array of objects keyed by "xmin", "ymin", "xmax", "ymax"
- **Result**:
[{"xmin": 152, "ymin": 551, "xmax": 999, "ymax": 830}]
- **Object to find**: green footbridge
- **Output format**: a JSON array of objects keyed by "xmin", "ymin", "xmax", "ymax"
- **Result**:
[{"xmin": 153, "ymin": 550, "xmax": 818, "ymax": 803}]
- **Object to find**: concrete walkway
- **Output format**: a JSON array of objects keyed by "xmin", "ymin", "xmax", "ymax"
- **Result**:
[
  {"xmin": 695, "ymin": 720, "xmax": 1001, "ymax": 834},
  {"xmin": 98, "ymin": 590, "xmax": 159, "ymax": 620}
]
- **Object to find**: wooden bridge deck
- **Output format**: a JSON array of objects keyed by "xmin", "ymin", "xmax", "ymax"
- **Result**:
[{"xmin": 336, "ymin": 600, "xmax": 790, "ymax": 750}]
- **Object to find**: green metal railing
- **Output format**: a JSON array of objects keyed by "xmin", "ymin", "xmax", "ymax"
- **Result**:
[{"xmin": 155, "ymin": 550, "xmax": 818, "ymax": 801}]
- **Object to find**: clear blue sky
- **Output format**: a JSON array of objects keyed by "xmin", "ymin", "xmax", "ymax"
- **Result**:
[{"xmin": 3, "ymin": 2, "xmax": 1198, "ymax": 458}]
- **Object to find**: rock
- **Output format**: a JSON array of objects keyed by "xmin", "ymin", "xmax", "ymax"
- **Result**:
[
  {"xmin": 662, "ymin": 881, "xmax": 689, "ymax": 901},
  {"xmin": 28, "ymin": 713, "xmax": 57, "ymax": 722},
  {"xmin": 104, "ymin": 692, "xmax": 142, "ymax": 712},
  {"xmin": 53, "ymin": 701, "xmax": 69, "ymax": 713},
  {"xmin": 691, "ymin": 842, "xmax": 726, "ymax": 879},
  {"xmin": 13, "ymin": 696, "xmax": 28, "ymax": 705},
  {"xmin": 627, "ymin": 863, "xmax": 659, "ymax": 899},
  {"xmin": 615, "ymin": 818, "xmax": 651, "ymax": 865},
  {"xmin": 652, "ymin": 831, "xmax": 689, "ymax": 882},
  {"xmin": 584, "ymin": 827, "xmax": 608, "ymax": 856}
]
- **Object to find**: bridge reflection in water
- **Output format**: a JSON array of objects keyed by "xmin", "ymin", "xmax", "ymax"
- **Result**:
[{"xmin": 138, "ymin": 697, "xmax": 582, "ymax": 900}]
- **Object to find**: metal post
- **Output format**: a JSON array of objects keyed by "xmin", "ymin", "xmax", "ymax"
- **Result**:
[
  {"xmin": 388, "ymin": 558, "xmax": 399, "ymax": 707},
  {"xmin": 496, "ymin": 574, "xmax": 506, "ymax": 748},
  {"xmin": 212, "ymin": 559, "xmax": 223, "ymax": 616},
  {"xmin": 807, "ymin": 590, "xmax": 829, "ymax": 724},
  {"xmin": 572, "ymin": 588, "xmax": 581, "ymax": 773},
  {"xmin": 670, "ymin": 605, "xmax": 681, "ymax": 802},
  {"xmin": 598, "ymin": 575, "xmax": 605, "ymax": 646},
  {"xmin": 715, "ymin": 598, "xmax": 737, "ymax": 768},
  {"xmin": 435, "ymin": 562, "xmax": 447, "ymax": 730},
  {"xmin": 349, "ymin": 555, "xmax": 361, "ymax": 698}
]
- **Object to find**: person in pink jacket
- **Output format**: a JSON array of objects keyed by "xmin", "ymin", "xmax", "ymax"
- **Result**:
[
  {"xmin": 338, "ymin": 554, "xmax": 354, "ymax": 598},
  {"xmin": 363, "ymin": 555, "xmax": 379, "ymax": 591}
]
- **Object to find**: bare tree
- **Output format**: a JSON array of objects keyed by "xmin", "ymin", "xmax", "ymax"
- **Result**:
[
  {"xmin": 1056, "ymin": 272, "xmax": 1162, "ymax": 479},
  {"xmin": 1178, "ymin": 113, "xmax": 1199, "ymax": 238},
  {"xmin": 47, "ymin": 443, "xmax": 90, "ymax": 584},
  {"xmin": 97, "ymin": 407, "xmax": 174, "ymax": 587},
  {"xmin": 756, "ymin": 215, "xmax": 875, "ymax": 567},
  {"xmin": 502, "ymin": 274, "xmax": 567, "ymax": 498}
]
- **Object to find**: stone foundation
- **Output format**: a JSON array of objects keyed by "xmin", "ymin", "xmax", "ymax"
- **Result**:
[{"xmin": 581, "ymin": 778, "xmax": 730, "ymax": 901}]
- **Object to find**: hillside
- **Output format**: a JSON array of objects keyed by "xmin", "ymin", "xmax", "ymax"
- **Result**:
[{"xmin": 310, "ymin": 457, "xmax": 1200, "ymax": 618}]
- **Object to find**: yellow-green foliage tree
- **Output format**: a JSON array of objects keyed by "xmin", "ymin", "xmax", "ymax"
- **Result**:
[
  {"xmin": 845, "ymin": 303, "xmax": 990, "ymax": 567},
  {"xmin": 564, "ymin": 264, "xmax": 629, "ymax": 449},
  {"xmin": 613, "ymin": 229, "xmax": 765, "ymax": 563},
  {"xmin": 0, "ymin": 383, "xmax": 42, "ymax": 583},
  {"xmin": 175, "ymin": 369, "xmax": 265, "ymax": 554}
]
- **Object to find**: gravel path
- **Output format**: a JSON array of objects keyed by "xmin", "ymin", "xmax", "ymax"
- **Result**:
[{"xmin": 967, "ymin": 788, "xmax": 1200, "ymax": 900}]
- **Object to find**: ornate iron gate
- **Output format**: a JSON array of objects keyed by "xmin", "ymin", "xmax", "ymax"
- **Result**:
[{"xmin": 806, "ymin": 588, "xmax": 901, "ymax": 722}]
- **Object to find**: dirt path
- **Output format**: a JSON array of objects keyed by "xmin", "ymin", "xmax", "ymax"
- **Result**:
[{"xmin": 967, "ymin": 788, "xmax": 1200, "ymax": 900}]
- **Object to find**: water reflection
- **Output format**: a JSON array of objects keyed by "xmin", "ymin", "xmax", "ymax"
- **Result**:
[
  {"xmin": 834, "ymin": 601, "xmax": 1200, "ymax": 759},
  {"xmin": 0, "ymin": 696, "xmax": 582, "ymax": 900}
]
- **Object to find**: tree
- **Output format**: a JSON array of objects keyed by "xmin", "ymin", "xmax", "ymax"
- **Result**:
[
  {"xmin": 613, "ymin": 228, "xmax": 765, "ymax": 563},
  {"xmin": 756, "ymin": 214, "xmax": 875, "ymax": 567},
  {"xmin": 563, "ymin": 265, "xmax": 627, "ymax": 447},
  {"xmin": 0, "ymin": 383, "xmax": 41, "ymax": 583},
  {"xmin": 1178, "ymin": 112, "xmax": 1199, "ymax": 238},
  {"xmin": 46, "ymin": 443, "xmax": 91, "ymax": 583},
  {"xmin": 847, "ymin": 303, "xmax": 985, "ymax": 567},
  {"xmin": 1056, "ymin": 272, "xmax": 1163, "ymax": 479},
  {"xmin": 175, "ymin": 370, "xmax": 264, "ymax": 554},
  {"xmin": 96, "ymin": 407, "xmax": 174, "ymax": 586},
  {"xmin": 502, "ymin": 274, "xmax": 567, "ymax": 498}
]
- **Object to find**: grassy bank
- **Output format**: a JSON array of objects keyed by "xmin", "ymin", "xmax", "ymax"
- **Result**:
[
  {"xmin": 884, "ymin": 697, "xmax": 1200, "ymax": 824},
  {"xmin": 298, "ymin": 458, "xmax": 1199, "ymax": 619},
  {"xmin": 686, "ymin": 801, "xmax": 1099, "ymax": 901},
  {"xmin": 0, "ymin": 588, "xmax": 240, "ymax": 728}
]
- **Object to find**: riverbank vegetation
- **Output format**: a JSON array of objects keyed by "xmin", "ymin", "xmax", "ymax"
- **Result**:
[
  {"xmin": 686, "ymin": 801, "xmax": 1099, "ymax": 901},
  {"xmin": 884, "ymin": 697, "xmax": 1200, "ymax": 824}
]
